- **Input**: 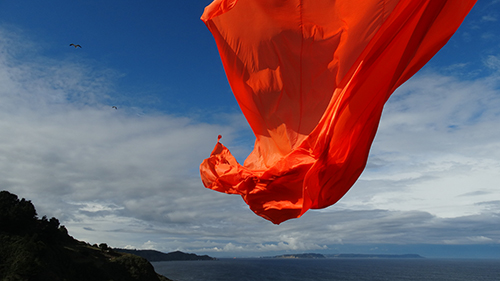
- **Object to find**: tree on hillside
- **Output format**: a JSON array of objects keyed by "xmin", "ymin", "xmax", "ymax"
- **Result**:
[{"xmin": 0, "ymin": 190, "xmax": 37, "ymax": 234}]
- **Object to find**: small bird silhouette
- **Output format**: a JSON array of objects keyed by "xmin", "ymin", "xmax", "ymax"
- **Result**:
[
  {"xmin": 112, "ymin": 106, "xmax": 118, "ymax": 110},
  {"xmin": 69, "ymin": 44, "xmax": 82, "ymax": 48}
]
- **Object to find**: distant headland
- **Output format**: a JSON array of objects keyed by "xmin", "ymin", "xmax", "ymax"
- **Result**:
[
  {"xmin": 266, "ymin": 253, "xmax": 424, "ymax": 259},
  {"xmin": 115, "ymin": 249, "xmax": 216, "ymax": 262}
]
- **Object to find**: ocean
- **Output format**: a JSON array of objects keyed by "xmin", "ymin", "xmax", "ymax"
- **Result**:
[{"xmin": 152, "ymin": 258, "xmax": 500, "ymax": 281}]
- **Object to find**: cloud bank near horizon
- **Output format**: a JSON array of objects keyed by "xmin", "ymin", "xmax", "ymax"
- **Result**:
[{"xmin": 1, "ymin": 24, "xmax": 499, "ymax": 257}]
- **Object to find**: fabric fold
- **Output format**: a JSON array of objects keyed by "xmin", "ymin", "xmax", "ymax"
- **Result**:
[{"xmin": 200, "ymin": 0, "xmax": 477, "ymax": 224}]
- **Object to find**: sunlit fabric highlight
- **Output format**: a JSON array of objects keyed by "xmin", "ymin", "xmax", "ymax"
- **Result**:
[{"xmin": 200, "ymin": 0, "xmax": 476, "ymax": 224}]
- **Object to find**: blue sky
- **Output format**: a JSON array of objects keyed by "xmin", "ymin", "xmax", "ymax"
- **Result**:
[
  {"xmin": 0, "ymin": 1, "xmax": 235, "ymax": 116},
  {"xmin": 0, "ymin": 1, "xmax": 499, "ymax": 259}
]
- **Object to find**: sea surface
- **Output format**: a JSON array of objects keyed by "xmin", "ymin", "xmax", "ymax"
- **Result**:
[{"xmin": 152, "ymin": 258, "xmax": 500, "ymax": 281}]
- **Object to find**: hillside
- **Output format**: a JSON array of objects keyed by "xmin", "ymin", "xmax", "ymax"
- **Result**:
[{"xmin": 0, "ymin": 190, "xmax": 172, "ymax": 281}]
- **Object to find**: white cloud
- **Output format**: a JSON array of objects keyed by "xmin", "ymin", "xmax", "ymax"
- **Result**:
[
  {"xmin": 485, "ymin": 55, "xmax": 500, "ymax": 71},
  {"xmin": 141, "ymin": 240, "xmax": 160, "ymax": 250},
  {"xmin": 0, "ymin": 25, "xmax": 250, "ymax": 247},
  {"xmin": 481, "ymin": 15, "xmax": 497, "ymax": 22},
  {"xmin": 2, "ymin": 24, "xmax": 500, "ymax": 257},
  {"xmin": 72, "ymin": 202, "xmax": 125, "ymax": 212},
  {"xmin": 333, "ymin": 68, "xmax": 500, "ymax": 218}
]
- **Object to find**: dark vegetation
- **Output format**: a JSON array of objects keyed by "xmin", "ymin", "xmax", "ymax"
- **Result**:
[
  {"xmin": 0, "ymin": 190, "xmax": 172, "ymax": 281},
  {"xmin": 116, "ymin": 249, "xmax": 216, "ymax": 262}
]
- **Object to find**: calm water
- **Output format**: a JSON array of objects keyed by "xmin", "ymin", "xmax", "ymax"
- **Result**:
[{"xmin": 153, "ymin": 258, "xmax": 500, "ymax": 281}]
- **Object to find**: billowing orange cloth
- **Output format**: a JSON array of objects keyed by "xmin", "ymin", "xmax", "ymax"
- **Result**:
[{"xmin": 200, "ymin": 0, "xmax": 476, "ymax": 224}]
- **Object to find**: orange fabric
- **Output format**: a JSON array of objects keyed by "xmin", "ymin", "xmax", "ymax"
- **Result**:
[{"xmin": 200, "ymin": 0, "xmax": 476, "ymax": 224}]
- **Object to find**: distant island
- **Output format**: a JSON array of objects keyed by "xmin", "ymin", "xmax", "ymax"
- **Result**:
[
  {"xmin": 115, "ymin": 249, "xmax": 216, "ymax": 262},
  {"xmin": 266, "ymin": 253, "xmax": 424, "ymax": 259},
  {"xmin": 328, "ymin": 253, "xmax": 424, "ymax": 259},
  {"xmin": 269, "ymin": 253, "xmax": 327, "ymax": 259}
]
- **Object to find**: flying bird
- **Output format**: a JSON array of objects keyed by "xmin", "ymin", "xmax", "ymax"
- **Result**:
[
  {"xmin": 69, "ymin": 44, "xmax": 82, "ymax": 48},
  {"xmin": 112, "ymin": 106, "xmax": 118, "ymax": 110}
]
